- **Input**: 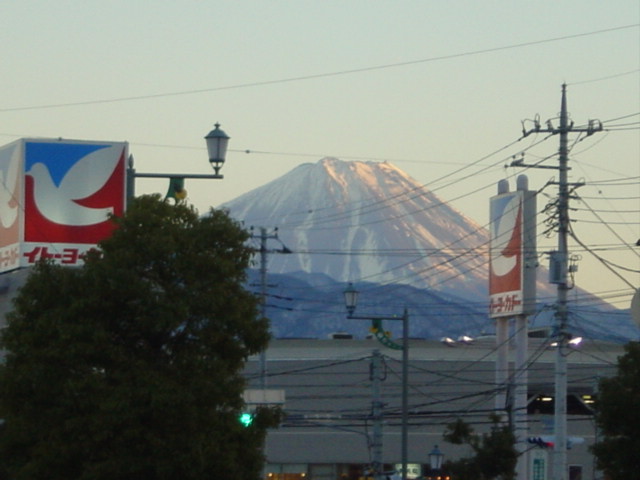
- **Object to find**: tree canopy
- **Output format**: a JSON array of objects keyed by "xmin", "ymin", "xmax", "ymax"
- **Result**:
[
  {"xmin": 442, "ymin": 414, "xmax": 517, "ymax": 480},
  {"xmin": 0, "ymin": 195, "xmax": 276, "ymax": 480},
  {"xmin": 591, "ymin": 341, "xmax": 640, "ymax": 478}
]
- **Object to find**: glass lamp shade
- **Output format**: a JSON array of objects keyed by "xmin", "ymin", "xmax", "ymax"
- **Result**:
[
  {"xmin": 205, "ymin": 123, "xmax": 230, "ymax": 174},
  {"xmin": 428, "ymin": 445, "xmax": 444, "ymax": 470},
  {"xmin": 343, "ymin": 283, "xmax": 359, "ymax": 315}
]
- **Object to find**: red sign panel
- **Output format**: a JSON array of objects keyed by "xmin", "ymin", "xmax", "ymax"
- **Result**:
[
  {"xmin": 0, "ymin": 138, "xmax": 128, "ymax": 272},
  {"xmin": 0, "ymin": 143, "xmax": 21, "ymax": 272},
  {"xmin": 489, "ymin": 192, "xmax": 524, "ymax": 317}
]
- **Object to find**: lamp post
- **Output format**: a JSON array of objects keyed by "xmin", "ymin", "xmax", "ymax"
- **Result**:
[
  {"xmin": 427, "ymin": 445, "xmax": 444, "ymax": 479},
  {"xmin": 343, "ymin": 283, "xmax": 410, "ymax": 480},
  {"xmin": 126, "ymin": 123, "xmax": 230, "ymax": 202}
]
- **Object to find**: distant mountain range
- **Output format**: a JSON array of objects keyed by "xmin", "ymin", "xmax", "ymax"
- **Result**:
[{"xmin": 222, "ymin": 158, "xmax": 639, "ymax": 343}]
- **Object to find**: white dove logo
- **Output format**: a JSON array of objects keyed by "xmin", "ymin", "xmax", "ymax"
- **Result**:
[
  {"xmin": 27, "ymin": 145, "xmax": 120, "ymax": 226},
  {"xmin": 0, "ymin": 146, "xmax": 19, "ymax": 229},
  {"xmin": 491, "ymin": 196, "xmax": 521, "ymax": 277}
]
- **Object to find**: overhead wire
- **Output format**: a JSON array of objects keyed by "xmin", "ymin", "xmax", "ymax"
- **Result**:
[
  {"xmin": 270, "ymin": 147, "xmax": 517, "ymax": 230},
  {"xmin": 257, "ymin": 177, "xmax": 632, "ymax": 319},
  {"xmin": 330, "ymin": 129, "xmax": 636, "ymax": 306},
  {"xmin": 569, "ymin": 69, "xmax": 640, "ymax": 86},
  {"xmin": 1, "ymin": 24, "xmax": 637, "ymax": 113},
  {"xmin": 260, "ymin": 134, "xmax": 555, "ymax": 231},
  {"xmin": 570, "ymin": 232, "xmax": 637, "ymax": 290},
  {"xmin": 575, "ymin": 195, "xmax": 640, "ymax": 260},
  {"xmin": 1, "ymin": 54, "xmax": 635, "ymax": 338},
  {"xmin": 243, "ymin": 331, "xmax": 620, "ymax": 426},
  {"xmin": 254, "ymin": 136, "xmax": 559, "ymax": 301},
  {"xmin": 252, "ymin": 115, "xmax": 635, "ymax": 235},
  {"xmin": 255, "ymin": 131, "xmax": 581, "ymax": 302}
]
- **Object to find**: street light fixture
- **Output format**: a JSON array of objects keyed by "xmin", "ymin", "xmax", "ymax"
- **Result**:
[
  {"xmin": 126, "ymin": 123, "xmax": 230, "ymax": 202},
  {"xmin": 343, "ymin": 283, "xmax": 410, "ymax": 480},
  {"xmin": 205, "ymin": 123, "xmax": 230, "ymax": 176},
  {"xmin": 428, "ymin": 444, "xmax": 444, "ymax": 471},
  {"xmin": 343, "ymin": 282, "xmax": 359, "ymax": 316}
]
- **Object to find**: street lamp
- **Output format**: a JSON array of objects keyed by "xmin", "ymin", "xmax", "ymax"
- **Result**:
[
  {"xmin": 428, "ymin": 445, "xmax": 444, "ymax": 473},
  {"xmin": 205, "ymin": 123, "xmax": 230, "ymax": 176},
  {"xmin": 126, "ymin": 123, "xmax": 230, "ymax": 202},
  {"xmin": 343, "ymin": 282, "xmax": 359, "ymax": 316},
  {"xmin": 343, "ymin": 283, "xmax": 410, "ymax": 480}
]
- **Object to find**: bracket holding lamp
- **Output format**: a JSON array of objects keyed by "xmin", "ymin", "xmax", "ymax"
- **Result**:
[{"xmin": 126, "ymin": 123, "xmax": 230, "ymax": 203}]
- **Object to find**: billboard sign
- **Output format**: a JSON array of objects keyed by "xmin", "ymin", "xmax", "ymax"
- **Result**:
[
  {"xmin": 0, "ymin": 142, "xmax": 22, "ymax": 272},
  {"xmin": 489, "ymin": 188, "xmax": 536, "ymax": 317},
  {"xmin": 0, "ymin": 138, "xmax": 127, "ymax": 273}
]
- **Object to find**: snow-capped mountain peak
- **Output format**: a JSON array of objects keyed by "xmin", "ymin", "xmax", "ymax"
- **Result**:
[
  {"xmin": 223, "ymin": 157, "xmax": 489, "ymax": 300},
  {"xmin": 219, "ymin": 157, "xmax": 636, "ymax": 342}
]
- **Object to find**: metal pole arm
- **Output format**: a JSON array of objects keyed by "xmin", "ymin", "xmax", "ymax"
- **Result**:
[
  {"xmin": 133, "ymin": 172, "xmax": 223, "ymax": 179},
  {"xmin": 347, "ymin": 314, "xmax": 406, "ymax": 322}
]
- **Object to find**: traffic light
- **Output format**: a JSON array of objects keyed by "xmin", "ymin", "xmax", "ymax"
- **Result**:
[
  {"xmin": 527, "ymin": 435, "xmax": 584, "ymax": 449},
  {"xmin": 527, "ymin": 436, "xmax": 554, "ymax": 448},
  {"xmin": 165, "ymin": 177, "xmax": 187, "ymax": 202},
  {"xmin": 239, "ymin": 412, "xmax": 254, "ymax": 427}
]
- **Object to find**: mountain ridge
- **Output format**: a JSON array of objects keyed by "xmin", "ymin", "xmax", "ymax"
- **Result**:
[
  {"xmin": 225, "ymin": 157, "xmax": 492, "ymax": 301},
  {"xmin": 220, "ymin": 157, "xmax": 638, "ymax": 342}
]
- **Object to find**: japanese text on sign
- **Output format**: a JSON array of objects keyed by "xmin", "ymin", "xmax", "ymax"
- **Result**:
[
  {"xmin": 490, "ymin": 293, "xmax": 522, "ymax": 315},
  {"xmin": 0, "ymin": 246, "xmax": 19, "ymax": 269},
  {"xmin": 22, "ymin": 246, "xmax": 87, "ymax": 266}
]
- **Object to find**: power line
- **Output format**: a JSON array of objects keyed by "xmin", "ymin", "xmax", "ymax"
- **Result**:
[
  {"xmin": 570, "ymin": 69, "xmax": 640, "ymax": 86},
  {"xmin": 1, "ymin": 24, "xmax": 637, "ymax": 113}
]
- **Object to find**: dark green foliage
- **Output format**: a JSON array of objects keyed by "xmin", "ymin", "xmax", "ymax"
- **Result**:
[
  {"xmin": 0, "ymin": 195, "xmax": 277, "ymax": 480},
  {"xmin": 591, "ymin": 341, "xmax": 640, "ymax": 479},
  {"xmin": 442, "ymin": 414, "xmax": 518, "ymax": 480}
]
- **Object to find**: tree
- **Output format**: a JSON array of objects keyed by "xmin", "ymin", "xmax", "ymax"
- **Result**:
[
  {"xmin": 591, "ymin": 341, "xmax": 640, "ymax": 478},
  {"xmin": 0, "ymin": 195, "xmax": 278, "ymax": 480},
  {"xmin": 442, "ymin": 414, "xmax": 517, "ymax": 480}
]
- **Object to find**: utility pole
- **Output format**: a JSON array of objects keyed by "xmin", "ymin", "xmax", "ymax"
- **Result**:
[
  {"xmin": 343, "ymin": 285, "xmax": 410, "ymax": 480},
  {"xmin": 370, "ymin": 349, "xmax": 384, "ymax": 480},
  {"xmin": 516, "ymin": 84, "xmax": 602, "ymax": 480},
  {"xmin": 251, "ymin": 227, "xmax": 291, "ymax": 389},
  {"xmin": 553, "ymin": 84, "xmax": 572, "ymax": 480}
]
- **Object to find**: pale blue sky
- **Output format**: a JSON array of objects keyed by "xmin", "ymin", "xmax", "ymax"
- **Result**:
[{"xmin": 1, "ymin": 1, "xmax": 638, "ymax": 305}]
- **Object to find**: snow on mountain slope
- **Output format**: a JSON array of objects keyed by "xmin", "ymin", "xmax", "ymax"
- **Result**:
[
  {"xmin": 223, "ymin": 157, "xmax": 492, "ymax": 302},
  {"xmin": 221, "ymin": 157, "xmax": 637, "ymax": 341}
]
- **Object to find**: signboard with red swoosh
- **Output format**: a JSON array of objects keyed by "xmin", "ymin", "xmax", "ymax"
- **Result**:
[
  {"xmin": 489, "ymin": 188, "xmax": 537, "ymax": 317},
  {"xmin": 0, "ymin": 138, "xmax": 127, "ymax": 272}
]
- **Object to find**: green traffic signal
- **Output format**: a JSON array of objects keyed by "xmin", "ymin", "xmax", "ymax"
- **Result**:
[{"xmin": 239, "ymin": 412, "xmax": 254, "ymax": 427}]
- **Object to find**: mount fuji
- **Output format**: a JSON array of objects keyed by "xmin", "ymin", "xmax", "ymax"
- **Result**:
[
  {"xmin": 224, "ymin": 158, "xmax": 493, "ymax": 299},
  {"xmin": 221, "ymin": 158, "xmax": 638, "ymax": 342}
]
